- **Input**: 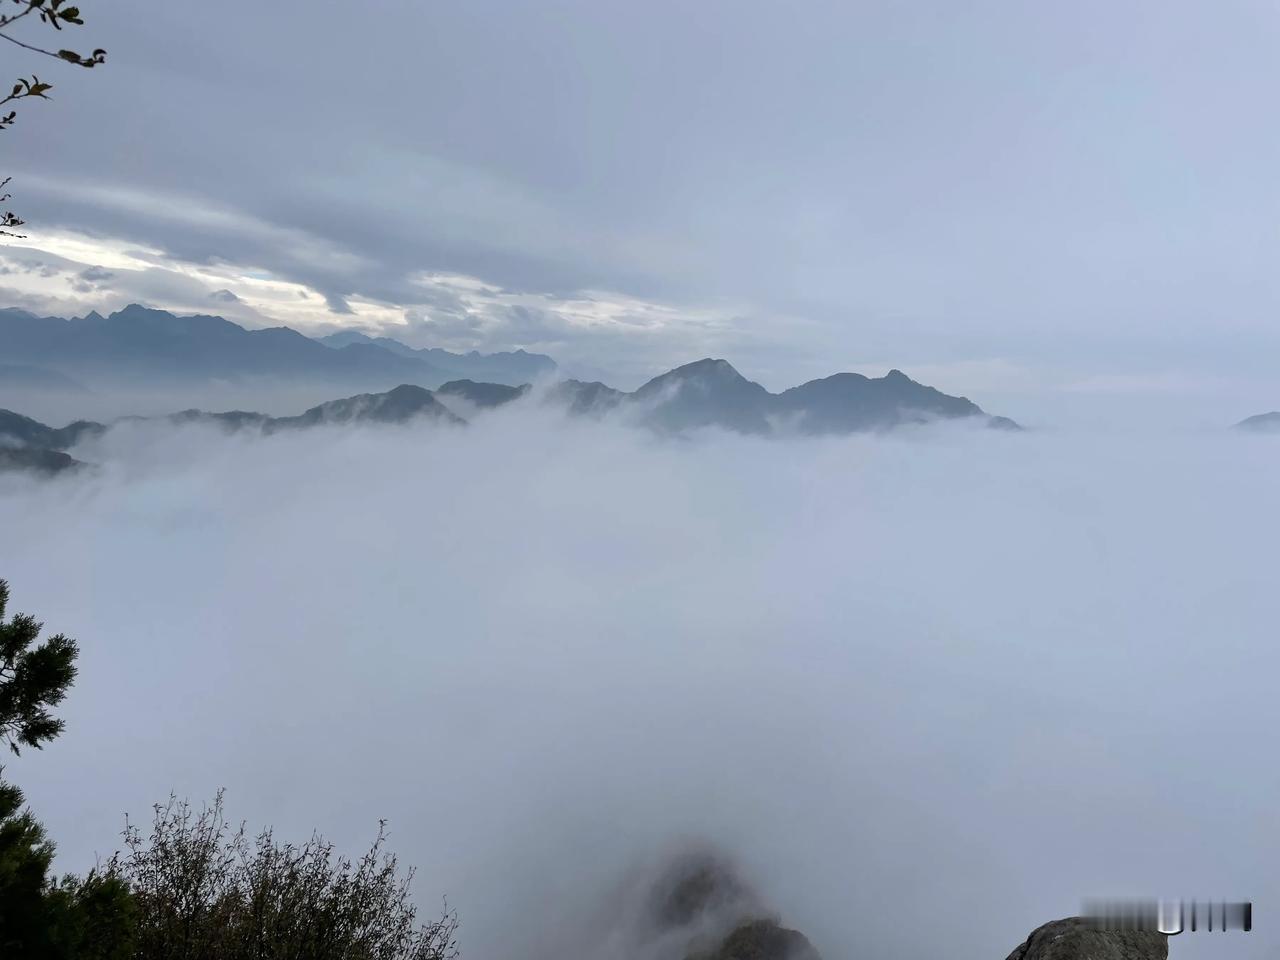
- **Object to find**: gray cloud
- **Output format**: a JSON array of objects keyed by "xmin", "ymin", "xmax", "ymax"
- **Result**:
[
  {"xmin": 79, "ymin": 265, "xmax": 114, "ymax": 283},
  {"xmin": 70, "ymin": 265, "xmax": 115, "ymax": 293},
  {"xmin": 323, "ymin": 291, "xmax": 353, "ymax": 315}
]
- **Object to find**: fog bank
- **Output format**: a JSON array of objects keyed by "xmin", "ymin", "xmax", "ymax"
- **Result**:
[{"xmin": 1, "ymin": 411, "xmax": 1276, "ymax": 959}]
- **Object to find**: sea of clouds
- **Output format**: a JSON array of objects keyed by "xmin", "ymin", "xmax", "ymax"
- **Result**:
[{"xmin": 1, "ymin": 406, "xmax": 1277, "ymax": 959}]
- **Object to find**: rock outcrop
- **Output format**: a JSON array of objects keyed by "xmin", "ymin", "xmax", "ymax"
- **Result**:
[
  {"xmin": 1005, "ymin": 917, "xmax": 1168, "ymax": 960},
  {"xmin": 687, "ymin": 918, "xmax": 820, "ymax": 960},
  {"xmin": 638, "ymin": 848, "xmax": 820, "ymax": 960}
]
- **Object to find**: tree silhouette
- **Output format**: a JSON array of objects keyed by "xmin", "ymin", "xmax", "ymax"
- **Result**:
[
  {"xmin": 0, "ymin": 579, "xmax": 79, "ymax": 755},
  {"xmin": 0, "ymin": 0, "xmax": 106, "ymax": 237}
]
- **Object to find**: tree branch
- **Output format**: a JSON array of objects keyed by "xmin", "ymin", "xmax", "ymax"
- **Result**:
[
  {"xmin": 0, "ymin": 4, "xmax": 36, "ymax": 32},
  {"xmin": 0, "ymin": 27, "xmax": 54, "ymax": 57}
]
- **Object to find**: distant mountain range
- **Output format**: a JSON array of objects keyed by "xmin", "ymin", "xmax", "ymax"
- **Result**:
[
  {"xmin": 318, "ymin": 330, "xmax": 555, "ymax": 385},
  {"xmin": 0, "ymin": 304, "xmax": 556, "ymax": 391},
  {"xmin": 0, "ymin": 354, "xmax": 1025, "ymax": 475}
]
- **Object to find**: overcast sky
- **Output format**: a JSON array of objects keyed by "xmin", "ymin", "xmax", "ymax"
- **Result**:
[{"xmin": 4, "ymin": 0, "xmax": 1279, "ymax": 417}]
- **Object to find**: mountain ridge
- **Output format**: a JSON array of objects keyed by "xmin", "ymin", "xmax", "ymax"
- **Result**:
[
  {"xmin": 318, "ymin": 329, "xmax": 555, "ymax": 386},
  {"xmin": 0, "ymin": 356, "xmax": 1024, "ymax": 475},
  {"xmin": 0, "ymin": 303, "xmax": 554, "ymax": 391},
  {"xmin": 619, "ymin": 358, "xmax": 1018, "ymax": 436},
  {"xmin": 0, "ymin": 303, "xmax": 1014, "ymax": 435}
]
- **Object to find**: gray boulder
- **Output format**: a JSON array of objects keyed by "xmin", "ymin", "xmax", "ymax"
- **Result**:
[{"xmin": 1005, "ymin": 917, "xmax": 1168, "ymax": 960}]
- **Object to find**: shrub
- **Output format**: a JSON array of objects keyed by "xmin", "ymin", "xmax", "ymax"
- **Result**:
[{"xmin": 115, "ymin": 790, "xmax": 458, "ymax": 960}]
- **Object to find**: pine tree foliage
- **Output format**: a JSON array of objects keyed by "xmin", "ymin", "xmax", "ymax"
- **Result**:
[
  {"xmin": 0, "ymin": 579, "xmax": 79, "ymax": 755},
  {"xmin": 0, "ymin": 775, "xmax": 54, "ymax": 951},
  {"xmin": 0, "ymin": 775, "xmax": 135, "ymax": 959}
]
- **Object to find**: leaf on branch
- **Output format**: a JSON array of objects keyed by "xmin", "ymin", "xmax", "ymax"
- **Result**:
[{"xmin": 56, "ymin": 47, "xmax": 104, "ymax": 66}]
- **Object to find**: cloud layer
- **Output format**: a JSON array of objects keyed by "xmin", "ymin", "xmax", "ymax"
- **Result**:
[{"xmin": 1, "ymin": 412, "xmax": 1276, "ymax": 959}]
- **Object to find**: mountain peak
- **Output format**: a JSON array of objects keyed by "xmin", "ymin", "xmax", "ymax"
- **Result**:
[
  {"xmin": 435, "ymin": 380, "xmax": 530, "ymax": 410},
  {"xmin": 108, "ymin": 303, "xmax": 168, "ymax": 321},
  {"xmin": 633, "ymin": 358, "xmax": 773, "ymax": 434},
  {"xmin": 775, "ymin": 367, "xmax": 988, "ymax": 433},
  {"xmin": 384, "ymin": 383, "xmax": 434, "ymax": 400},
  {"xmin": 274, "ymin": 383, "xmax": 463, "ymax": 430},
  {"xmin": 671, "ymin": 357, "xmax": 741, "ymax": 378},
  {"xmin": 636, "ymin": 358, "xmax": 753, "ymax": 393}
]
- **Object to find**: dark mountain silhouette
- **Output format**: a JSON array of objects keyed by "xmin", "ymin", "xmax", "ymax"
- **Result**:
[
  {"xmin": 618, "ymin": 359, "xmax": 1016, "ymax": 435},
  {"xmin": 318, "ymin": 330, "xmax": 556, "ymax": 386},
  {"xmin": 0, "ymin": 304, "xmax": 441, "ymax": 389},
  {"xmin": 1235, "ymin": 411, "xmax": 1280, "ymax": 433},
  {"xmin": 1, "ymin": 408, "xmax": 66, "ymax": 448},
  {"xmin": 165, "ymin": 409, "xmax": 273, "ymax": 431},
  {"xmin": 543, "ymin": 379, "xmax": 626, "ymax": 417},
  {"xmin": 0, "ymin": 355, "xmax": 1018, "ymax": 475},
  {"xmin": 411, "ymin": 359, "xmax": 1013, "ymax": 435},
  {"xmin": 632, "ymin": 358, "xmax": 776, "ymax": 434},
  {"xmin": 269, "ymin": 384, "xmax": 463, "ymax": 430},
  {"xmin": 0, "ymin": 446, "xmax": 84, "ymax": 476},
  {"xmin": 323, "ymin": 360, "xmax": 1017, "ymax": 435},
  {"xmin": 0, "ymin": 385, "xmax": 464, "ymax": 473},
  {"xmin": 1, "ymin": 303, "xmax": 1015, "ymax": 432},
  {"xmin": 776, "ymin": 369, "xmax": 981, "ymax": 433},
  {"xmin": 0, "ymin": 303, "xmax": 567, "ymax": 392},
  {"xmin": 0, "ymin": 409, "xmax": 102, "ymax": 450},
  {"xmin": 434, "ymin": 379, "xmax": 530, "ymax": 409}
]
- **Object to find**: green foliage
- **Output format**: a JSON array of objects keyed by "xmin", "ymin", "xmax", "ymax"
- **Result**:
[
  {"xmin": 0, "ymin": 776, "xmax": 55, "ymax": 953},
  {"xmin": 43, "ymin": 869, "xmax": 138, "ymax": 960},
  {"xmin": 0, "ymin": 579, "xmax": 79, "ymax": 755},
  {"xmin": 0, "ymin": 775, "xmax": 136, "ymax": 959}
]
